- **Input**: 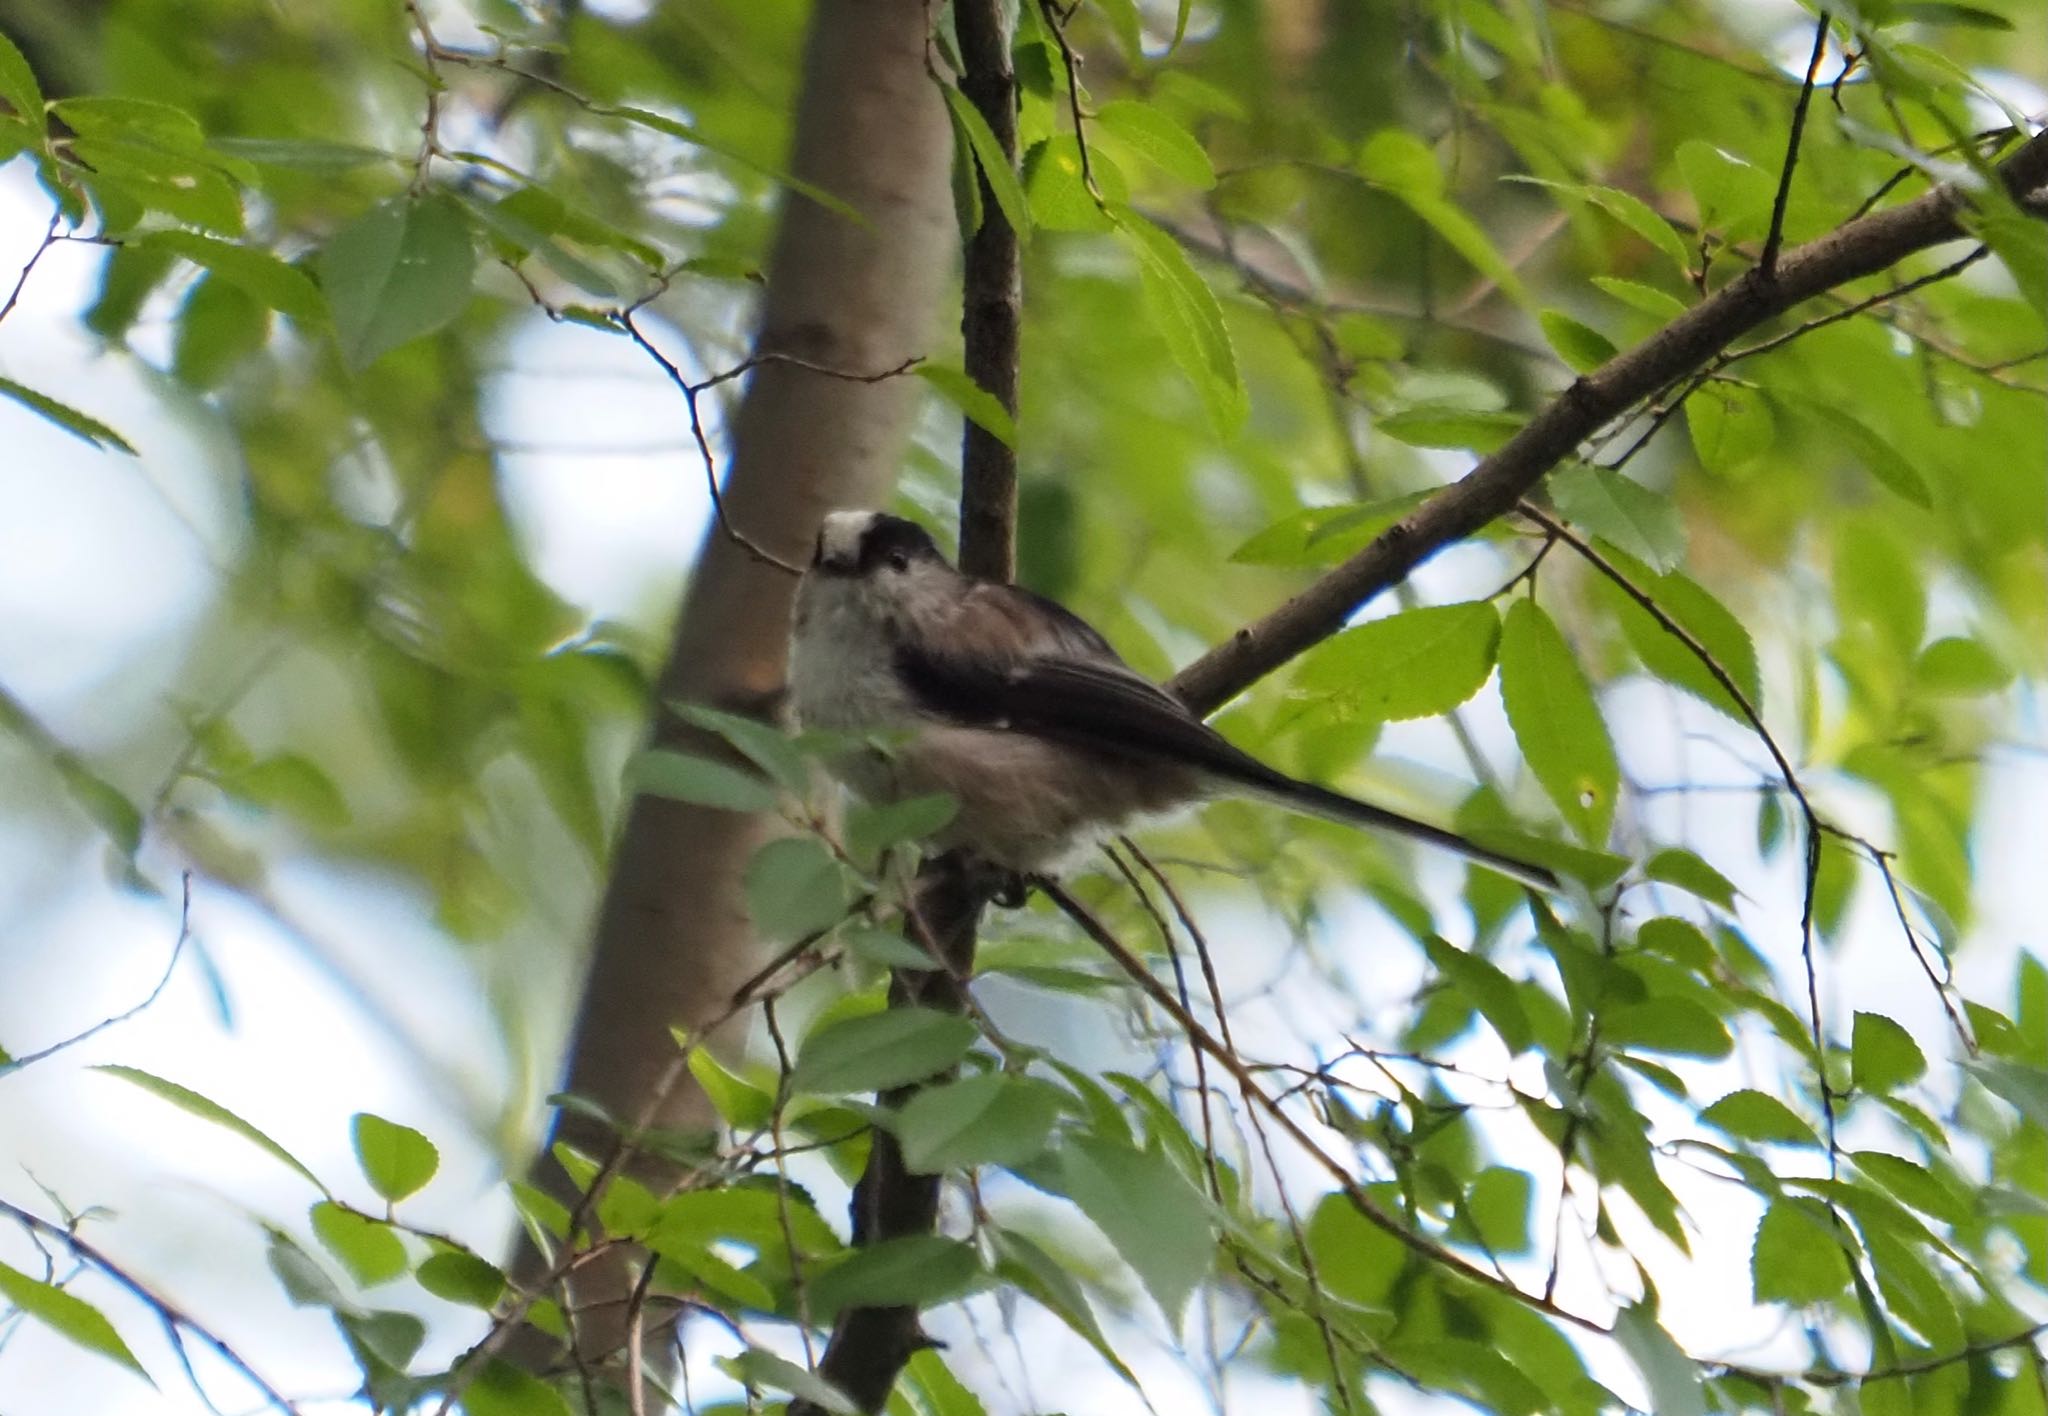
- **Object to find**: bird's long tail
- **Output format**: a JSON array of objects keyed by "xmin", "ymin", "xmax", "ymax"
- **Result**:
[{"xmin": 1234, "ymin": 770, "xmax": 1561, "ymax": 892}]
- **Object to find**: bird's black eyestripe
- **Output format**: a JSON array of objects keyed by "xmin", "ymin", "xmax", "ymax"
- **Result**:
[{"xmin": 858, "ymin": 515, "xmax": 943, "ymax": 573}]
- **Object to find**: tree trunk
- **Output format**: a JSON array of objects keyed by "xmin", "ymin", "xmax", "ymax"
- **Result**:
[{"xmin": 517, "ymin": 0, "xmax": 955, "ymax": 1365}]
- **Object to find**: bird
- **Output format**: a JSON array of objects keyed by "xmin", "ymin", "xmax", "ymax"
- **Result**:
[{"xmin": 787, "ymin": 509, "xmax": 1556, "ymax": 889}]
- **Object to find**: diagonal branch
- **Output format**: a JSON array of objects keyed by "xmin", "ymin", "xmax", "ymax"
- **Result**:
[{"xmin": 1167, "ymin": 127, "xmax": 2048, "ymax": 717}]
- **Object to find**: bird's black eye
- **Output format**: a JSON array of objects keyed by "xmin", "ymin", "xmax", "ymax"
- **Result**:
[{"xmin": 887, "ymin": 551, "xmax": 910, "ymax": 572}]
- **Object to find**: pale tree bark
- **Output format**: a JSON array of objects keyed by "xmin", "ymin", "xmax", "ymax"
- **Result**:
[{"xmin": 518, "ymin": 0, "xmax": 956, "ymax": 1362}]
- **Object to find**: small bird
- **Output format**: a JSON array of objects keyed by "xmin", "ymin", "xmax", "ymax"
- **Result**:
[{"xmin": 788, "ymin": 510, "xmax": 1556, "ymax": 888}]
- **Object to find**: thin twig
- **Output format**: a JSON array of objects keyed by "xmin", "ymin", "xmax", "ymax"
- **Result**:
[
  {"xmin": 0, "ymin": 211, "xmax": 61, "ymax": 329},
  {"xmin": 2, "ymin": 874, "xmax": 194, "ymax": 1075},
  {"xmin": 1762, "ymin": 12, "xmax": 1832, "ymax": 277}
]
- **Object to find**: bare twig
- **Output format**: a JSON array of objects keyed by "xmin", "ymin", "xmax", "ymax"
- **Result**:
[
  {"xmin": 1762, "ymin": 13, "xmax": 1833, "ymax": 277},
  {"xmin": 1, "ymin": 875, "xmax": 193, "ymax": 1076},
  {"xmin": 0, "ymin": 211, "xmax": 61, "ymax": 329}
]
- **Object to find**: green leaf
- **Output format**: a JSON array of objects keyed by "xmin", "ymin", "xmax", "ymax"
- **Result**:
[
  {"xmin": 631, "ymin": 749, "xmax": 776, "ymax": 813},
  {"xmin": 1423, "ymin": 936, "xmax": 1533, "ymax": 1054},
  {"xmin": 1677, "ymin": 140, "xmax": 1773, "ymax": 233},
  {"xmin": 309, "ymin": 1202, "xmax": 408, "ymax": 1287},
  {"xmin": 904, "ymin": 1350, "xmax": 989, "ymax": 1416},
  {"xmin": 744, "ymin": 836, "xmax": 852, "ymax": 941},
  {"xmin": 940, "ymin": 83, "xmax": 1030, "ymax": 240},
  {"xmin": 142, "ymin": 230, "xmax": 324, "ymax": 324},
  {"xmin": 990, "ymin": 1227, "xmax": 1145, "ymax": 1393},
  {"xmin": 1894, "ymin": 1, "xmax": 2012, "ymax": 26},
  {"xmin": 1915, "ymin": 637, "xmax": 2012, "ymax": 696},
  {"xmin": 1863, "ymin": 1225, "xmax": 1963, "ymax": 1350},
  {"xmin": 1851, "ymin": 1151, "xmax": 1968, "ymax": 1226},
  {"xmin": 1510, "ymin": 177, "xmax": 1694, "ymax": 275},
  {"xmin": 612, "ymin": 106, "xmax": 862, "ymax": 224},
  {"xmin": 1700, "ymin": 1089, "xmax": 1820, "ymax": 1147},
  {"xmin": 845, "ymin": 792, "xmax": 958, "ymax": 866},
  {"xmin": 463, "ymin": 1360, "xmax": 574, "ymax": 1416},
  {"xmin": 1056, "ymin": 1136, "xmax": 1212, "ymax": 1324},
  {"xmin": 791, "ymin": 1006, "xmax": 979, "ymax": 1093},
  {"xmin": 1613, "ymin": 1304, "xmax": 1705, "ymax": 1416},
  {"xmin": 1093, "ymin": 101, "xmax": 1215, "ymax": 189},
  {"xmin": 318, "ymin": 194, "xmax": 475, "ymax": 370},
  {"xmin": 1497, "ymin": 599, "xmax": 1617, "ymax": 843},
  {"xmin": 208, "ymin": 136, "xmax": 392, "ymax": 171},
  {"xmin": 1592, "ymin": 276, "xmax": 1689, "ymax": 319},
  {"xmin": 1798, "ymin": 403, "xmax": 1931, "ymax": 506},
  {"xmin": 1852, "ymin": 1012, "xmax": 1928, "ymax": 1094},
  {"xmin": 1963, "ymin": 1057, "xmax": 2048, "ymax": 1131},
  {"xmin": 669, "ymin": 704, "xmax": 810, "ymax": 792},
  {"xmin": 1538, "ymin": 309, "xmax": 1617, "ymax": 372},
  {"xmin": 96, "ymin": 1066, "xmax": 324, "ymax": 1191},
  {"xmin": 0, "ymin": 1259, "xmax": 151, "ymax": 1382},
  {"xmin": 686, "ymin": 1044, "xmax": 775, "ymax": 1128},
  {"xmin": 1460, "ymin": 1165, "xmax": 1534, "ymax": 1255},
  {"xmin": 1375, "ymin": 406, "xmax": 1524, "ymax": 451},
  {"xmin": 1597, "ymin": 547, "xmax": 1762, "ymax": 722},
  {"xmin": 0, "ymin": 30, "xmax": 45, "ymax": 139},
  {"xmin": 842, "ymin": 925, "xmax": 939, "ymax": 971},
  {"xmin": 1295, "ymin": 602, "xmax": 1500, "ymax": 722},
  {"xmin": 652, "ymin": 1186, "xmax": 842, "ymax": 1259},
  {"xmin": 1686, "ymin": 383, "xmax": 1775, "ymax": 476},
  {"xmin": 891, "ymin": 1072, "xmax": 1064, "ymax": 1172},
  {"xmin": 1549, "ymin": 465, "xmax": 1684, "ymax": 572},
  {"xmin": 416, "ymin": 1250, "xmax": 506, "ymax": 1309},
  {"xmin": 718, "ymin": 1349, "xmax": 858, "ymax": 1414},
  {"xmin": 916, "ymin": 363, "xmax": 1017, "ymax": 448},
  {"xmin": 0, "ymin": 376, "xmax": 137, "ymax": 454},
  {"xmin": 1752, "ymin": 1199, "xmax": 1853, "ymax": 1305},
  {"xmin": 1112, "ymin": 208, "xmax": 1246, "ymax": 433},
  {"xmin": 1602, "ymin": 997, "xmax": 1733, "ymax": 1059},
  {"xmin": 1643, "ymin": 849, "xmax": 1738, "ymax": 910},
  {"xmin": 809, "ymin": 1236, "xmax": 981, "ymax": 1318},
  {"xmin": 171, "ymin": 274, "xmax": 266, "ymax": 389},
  {"xmin": 351, "ymin": 1113, "xmax": 439, "ymax": 1203}
]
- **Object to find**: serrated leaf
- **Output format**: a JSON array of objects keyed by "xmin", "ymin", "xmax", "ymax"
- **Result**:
[
  {"xmin": 941, "ymin": 84, "xmax": 1030, "ymax": 240},
  {"xmin": 96, "ymin": 1066, "xmax": 324, "ymax": 1191},
  {"xmin": 1604, "ymin": 997, "xmax": 1732, "ymax": 1058},
  {"xmin": 1851, "ymin": 1012, "xmax": 1927, "ymax": 1094},
  {"xmin": 1375, "ymin": 406, "xmax": 1524, "ymax": 451},
  {"xmin": 1549, "ymin": 464, "xmax": 1684, "ymax": 572},
  {"xmin": 809, "ymin": 1236, "xmax": 981, "ymax": 1318},
  {"xmin": 791, "ymin": 1007, "xmax": 979, "ymax": 1094},
  {"xmin": 0, "ymin": 1259, "xmax": 151, "ymax": 1382},
  {"xmin": 0, "ymin": 31, "xmax": 45, "ymax": 140},
  {"xmin": 1094, "ymin": 101, "xmax": 1215, "ymax": 189},
  {"xmin": 631, "ymin": 748, "xmax": 776, "ymax": 813},
  {"xmin": 142, "ymin": 230, "xmax": 324, "ymax": 324},
  {"xmin": 1296, "ymin": 601, "xmax": 1500, "ymax": 721},
  {"xmin": 1498, "ymin": 599, "xmax": 1617, "ymax": 843},
  {"xmin": 744, "ymin": 836, "xmax": 851, "ymax": 941},
  {"xmin": 1643, "ymin": 849, "xmax": 1738, "ymax": 909},
  {"xmin": 686, "ymin": 1044, "xmax": 775, "ymax": 1128},
  {"xmin": 1056, "ymin": 1136, "xmax": 1212, "ymax": 1324},
  {"xmin": 309, "ymin": 1201, "xmax": 408, "ymax": 1286},
  {"xmin": 916, "ymin": 363, "xmax": 1016, "ymax": 448},
  {"xmin": 1701, "ymin": 1089, "xmax": 1820, "ymax": 1146},
  {"xmin": 0, "ymin": 377, "xmax": 137, "ymax": 454},
  {"xmin": 892, "ymin": 1072, "xmax": 1064, "ymax": 1172},
  {"xmin": 669, "ymin": 704, "xmax": 809, "ymax": 792},
  {"xmin": 1113, "ymin": 208, "xmax": 1245, "ymax": 432},
  {"xmin": 1686, "ymin": 383, "xmax": 1775, "ymax": 475},
  {"xmin": 318, "ymin": 194, "xmax": 475, "ymax": 370},
  {"xmin": 1538, "ymin": 309, "xmax": 1617, "ymax": 372},
  {"xmin": 1597, "ymin": 546, "xmax": 1762, "ymax": 722},
  {"xmin": 1753, "ymin": 1199, "xmax": 1852, "ymax": 1305},
  {"xmin": 351, "ymin": 1113, "xmax": 438, "ymax": 1203},
  {"xmin": 416, "ymin": 1250, "xmax": 505, "ymax": 1309}
]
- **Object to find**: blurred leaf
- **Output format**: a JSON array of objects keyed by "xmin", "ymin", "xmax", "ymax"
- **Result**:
[
  {"xmin": 0, "ymin": 377, "xmax": 136, "ymax": 454},
  {"xmin": 744, "ymin": 836, "xmax": 852, "ymax": 941},
  {"xmin": 144, "ymin": 230, "xmax": 325, "ymax": 324},
  {"xmin": 1498, "ymin": 599, "xmax": 1617, "ymax": 842},
  {"xmin": 1057, "ymin": 1136, "xmax": 1212, "ymax": 1324},
  {"xmin": 686, "ymin": 1044, "xmax": 775, "ymax": 1129},
  {"xmin": 1423, "ymin": 936, "xmax": 1533, "ymax": 1053},
  {"xmin": 632, "ymin": 749, "xmax": 776, "ymax": 813},
  {"xmin": 1094, "ymin": 101, "xmax": 1215, "ymax": 189},
  {"xmin": 1915, "ymin": 637, "xmax": 2011, "ymax": 696},
  {"xmin": 1113, "ymin": 209, "xmax": 1246, "ymax": 432},
  {"xmin": 1508, "ymin": 177, "xmax": 1693, "ymax": 275},
  {"xmin": 319, "ymin": 194, "xmax": 475, "ymax": 370},
  {"xmin": 310, "ymin": 1202, "xmax": 407, "ymax": 1287},
  {"xmin": 1295, "ymin": 601, "xmax": 1500, "ymax": 721},
  {"xmin": 0, "ymin": 31, "xmax": 45, "ymax": 140},
  {"xmin": 1852, "ymin": 1012, "xmax": 1928, "ymax": 1094},
  {"xmin": 97, "ymin": 1066, "xmax": 324, "ymax": 1192},
  {"xmin": 1643, "ymin": 849, "xmax": 1737, "ymax": 909},
  {"xmin": 416, "ymin": 1250, "xmax": 505, "ymax": 1309},
  {"xmin": 1614, "ymin": 1304, "xmax": 1704, "ymax": 1416},
  {"xmin": 670, "ymin": 704, "xmax": 810, "ymax": 793},
  {"xmin": 0, "ymin": 1259, "xmax": 151, "ymax": 1382},
  {"xmin": 1686, "ymin": 383, "xmax": 1775, "ymax": 476},
  {"xmin": 990, "ymin": 1226, "xmax": 1145, "ymax": 1392},
  {"xmin": 791, "ymin": 1007, "xmax": 978, "ymax": 1093},
  {"xmin": 891, "ymin": 1072, "xmax": 1064, "ymax": 1172},
  {"xmin": 1549, "ymin": 465, "xmax": 1684, "ymax": 572},
  {"xmin": 1538, "ymin": 309, "xmax": 1616, "ymax": 372},
  {"xmin": 172, "ymin": 274, "xmax": 267, "ymax": 389},
  {"xmin": 809, "ymin": 1236, "xmax": 981, "ymax": 1318},
  {"xmin": 1603, "ymin": 997, "xmax": 1732, "ymax": 1059},
  {"xmin": 1752, "ymin": 1199, "xmax": 1852, "ymax": 1304},
  {"xmin": 916, "ymin": 363, "xmax": 1017, "ymax": 448},
  {"xmin": 1798, "ymin": 403, "xmax": 1930, "ymax": 506},
  {"xmin": 1376, "ymin": 406, "xmax": 1523, "ymax": 451},
  {"xmin": 208, "ymin": 136, "xmax": 391, "ymax": 170},
  {"xmin": 463, "ymin": 1360, "xmax": 574, "ymax": 1416},
  {"xmin": 718, "ymin": 1349, "xmax": 857, "ymax": 1414},
  {"xmin": 1701, "ymin": 1089, "xmax": 1820, "ymax": 1147},
  {"xmin": 941, "ymin": 84, "xmax": 1031, "ymax": 240},
  {"xmin": 1963, "ymin": 1057, "xmax": 2048, "ymax": 1131},
  {"xmin": 351, "ymin": 1113, "xmax": 439, "ymax": 1203}
]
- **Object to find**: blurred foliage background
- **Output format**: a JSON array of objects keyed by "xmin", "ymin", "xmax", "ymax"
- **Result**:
[{"xmin": 0, "ymin": 0, "xmax": 2045, "ymax": 1412}]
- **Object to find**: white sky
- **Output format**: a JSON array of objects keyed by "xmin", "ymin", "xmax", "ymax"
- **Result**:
[{"xmin": 0, "ymin": 145, "xmax": 2043, "ymax": 1416}]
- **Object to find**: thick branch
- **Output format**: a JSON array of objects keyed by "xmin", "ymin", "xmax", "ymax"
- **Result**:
[
  {"xmin": 953, "ymin": 0, "xmax": 1022, "ymax": 579},
  {"xmin": 1168, "ymin": 128, "xmax": 2048, "ymax": 716}
]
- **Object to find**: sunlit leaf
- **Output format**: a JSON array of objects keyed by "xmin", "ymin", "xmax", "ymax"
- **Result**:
[
  {"xmin": 319, "ymin": 194, "xmax": 476, "ymax": 370},
  {"xmin": 96, "ymin": 1066, "xmax": 324, "ymax": 1192},
  {"xmin": 0, "ymin": 1260, "xmax": 151, "ymax": 1382},
  {"xmin": 1498, "ymin": 599, "xmax": 1617, "ymax": 843},
  {"xmin": 0, "ymin": 377, "xmax": 136, "ymax": 454},
  {"xmin": 790, "ymin": 1007, "xmax": 979, "ymax": 1093},
  {"xmin": 1295, "ymin": 601, "xmax": 1500, "ymax": 721},
  {"xmin": 351, "ymin": 1113, "xmax": 439, "ymax": 1203}
]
